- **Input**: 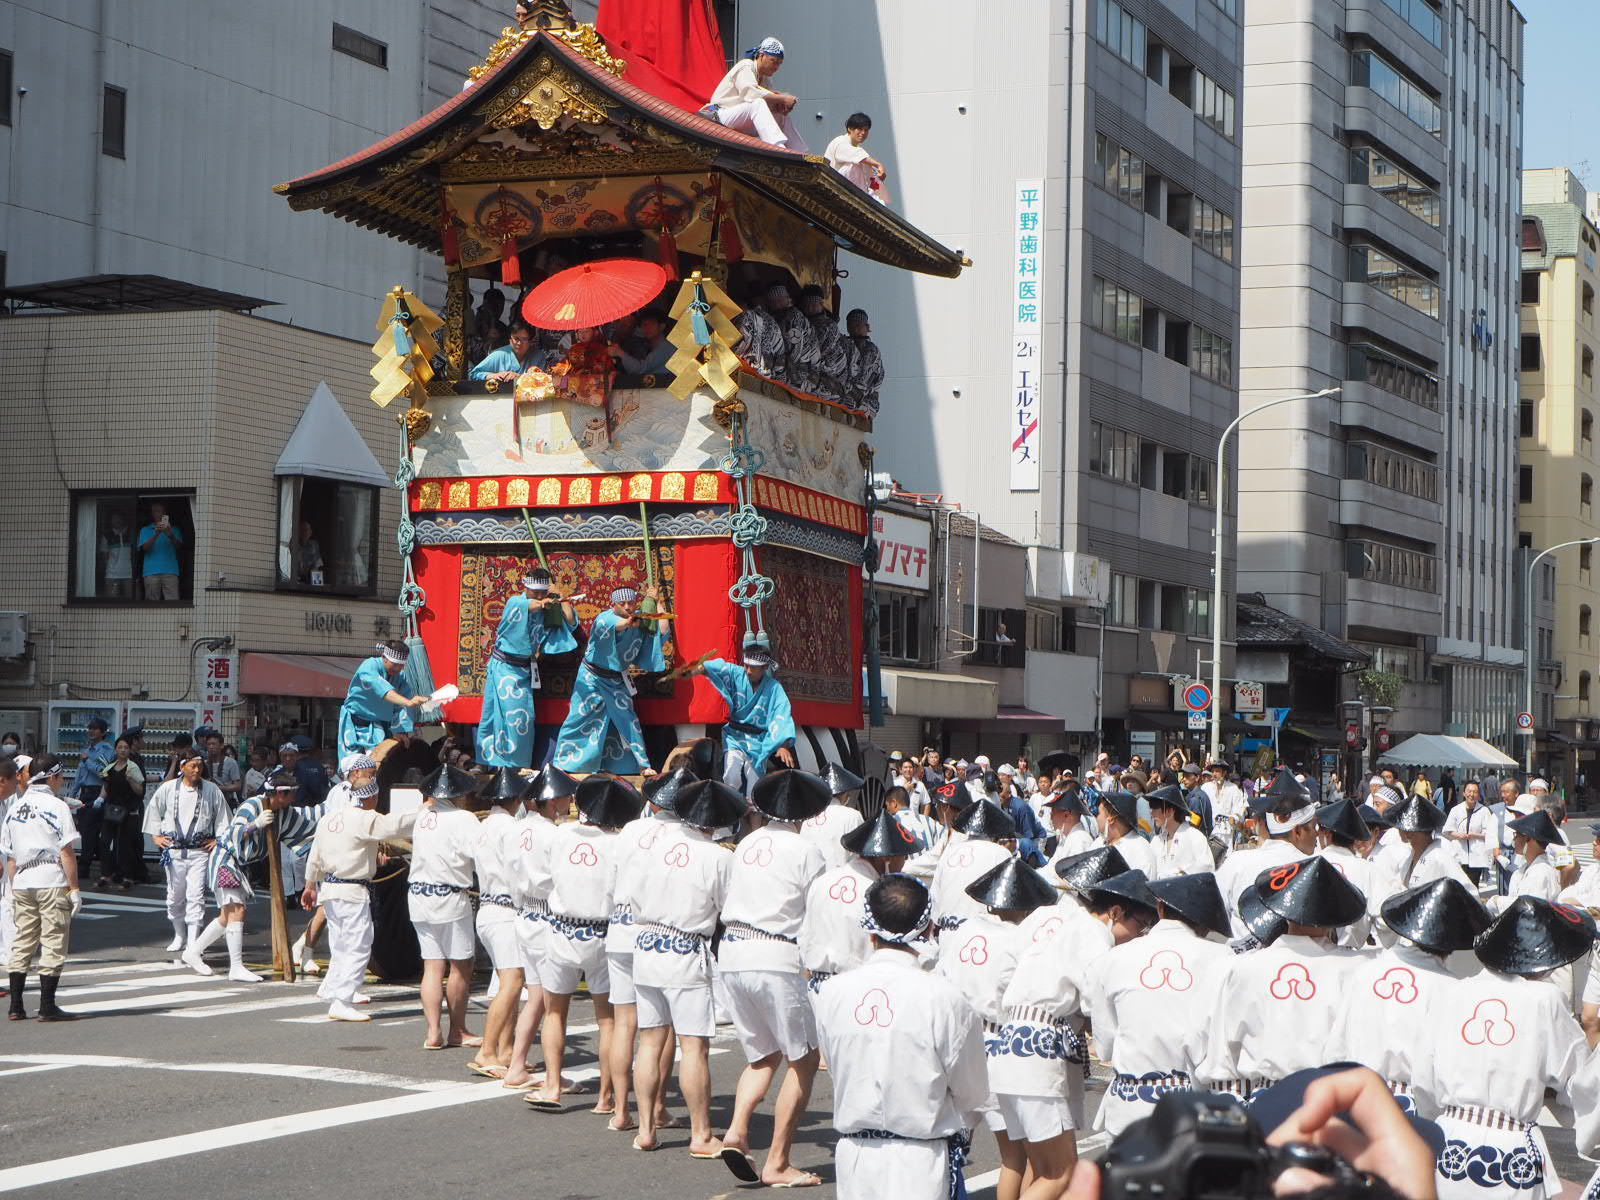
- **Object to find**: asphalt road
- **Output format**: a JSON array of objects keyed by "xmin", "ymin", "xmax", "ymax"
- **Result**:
[{"xmin": 0, "ymin": 880, "xmax": 1592, "ymax": 1198}]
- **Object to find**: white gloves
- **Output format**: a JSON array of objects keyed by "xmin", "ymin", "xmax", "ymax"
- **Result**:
[
  {"xmin": 252, "ymin": 807, "xmax": 276, "ymax": 830},
  {"xmin": 69, "ymin": 889, "xmax": 82, "ymax": 916}
]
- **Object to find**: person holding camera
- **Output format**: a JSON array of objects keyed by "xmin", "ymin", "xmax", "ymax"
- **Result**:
[
  {"xmin": 813, "ymin": 874, "xmax": 988, "ymax": 1200},
  {"xmin": 1085, "ymin": 872, "xmax": 1235, "ymax": 1137},
  {"xmin": 136, "ymin": 501, "xmax": 184, "ymax": 602}
]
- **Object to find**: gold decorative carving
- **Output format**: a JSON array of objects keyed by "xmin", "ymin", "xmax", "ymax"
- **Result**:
[
  {"xmin": 598, "ymin": 476, "xmax": 623, "ymax": 503},
  {"xmin": 569, "ymin": 477, "xmax": 593, "ymax": 505},
  {"xmin": 551, "ymin": 25, "xmax": 626, "ymax": 76},
  {"xmin": 477, "ymin": 480, "xmax": 501, "ymax": 507},
  {"xmin": 418, "ymin": 482, "xmax": 443, "ymax": 510},
  {"xmin": 448, "ymin": 481, "xmax": 471, "ymax": 508},
  {"xmin": 692, "ymin": 472, "xmax": 719, "ymax": 502},
  {"xmin": 536, "ymin": 477, "xmax": 561, "ymax": 505},
  {"xmin": 507, "ymin": 478, "xmax": 531, "ymax": 505},
  {"xmin": 660, "ymin": 472, "xmax": 686, "ymax": 501},
  {"xmin": 627, "ymin": 472, "xmax": 653, "ymax": 499},
  {"xmin": 445, "ymin": 269, "xmax": 468, "ymax": 380},
  {"xmin": 402, "ymin": 406, "xmax": 432, "ymax": 439}
]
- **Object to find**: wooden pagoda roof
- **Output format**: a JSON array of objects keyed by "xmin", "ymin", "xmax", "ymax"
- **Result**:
[{"xmin": 275, "ymin": 26, "xmax": 967, "ymax": 279}]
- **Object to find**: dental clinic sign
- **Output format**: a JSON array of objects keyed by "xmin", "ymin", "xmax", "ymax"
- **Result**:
[{"xmin": 1011, "ymin": 179, "xmax": 1044, "ymax": 492}]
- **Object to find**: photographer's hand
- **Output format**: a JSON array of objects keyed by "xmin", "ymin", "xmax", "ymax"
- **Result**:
[{"xmin": 1266, "ymin": 1067, "xmax": 1437, "ymax": 1200}]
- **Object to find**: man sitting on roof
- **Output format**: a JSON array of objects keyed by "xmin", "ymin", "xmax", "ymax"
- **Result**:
[
  {"xmin": 824, "ymin": 113, "xmax": 889, "ymax": 201},
  {"xmin": 701, "ymin": 37, "xmax": 808, "ymax": 153},
  {"xmin": 470, "ymin": 320, "xmax": 548, "ymax": 382}
]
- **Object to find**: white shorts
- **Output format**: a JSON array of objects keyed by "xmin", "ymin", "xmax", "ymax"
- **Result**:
[
  {"xmin": 1584, "ymin": 945, "xmax": 1600, "ymax": 1007},
  {"xmin": 720, "ymin": 970, "xmax": 817, "ymax": 1063},
  {"xmin": 518, "ymin": 912, "xmax": 548, "ymax": 977},
  {"xmin": 215, "ymin": 887, "xmax": 248, "ymax": 908},
  {"xmin": 995, "ymin": 1092, "xmax": 1078, "ymax": 1143},
  {"xmin": 835, "ymin": 1135, "xmax": 948, "ymax": 1200},
  {"xmin": 540, "ymin": 932, "xmax": 610, "ymax": 996},
  {"xmin": 635, "ymin": 982, "xmax": 715, "ymax": 1037},
  {"xmin": 607, "ymin": 951, "xmax": 636, "ymax": 1006},
  {"xmin": 476, "ymin": 912, "xmax": 521, "ymax": 972},
  {"xmin": 415, "ymin": 916, "xmax": 475, "ymax": 962}
]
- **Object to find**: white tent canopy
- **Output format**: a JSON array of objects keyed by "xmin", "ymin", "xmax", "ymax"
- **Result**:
[{"xmin": 1378, "ymin": 734, "xmax": 1517, "ymax": 770}]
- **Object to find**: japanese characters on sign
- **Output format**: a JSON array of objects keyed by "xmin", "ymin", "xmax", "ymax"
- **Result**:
[
  {"xmin": 1011, "ymin": 179, "xmax": 1044, "ymax": 492},
  {"xmin": 200, "ymin": 651, "xmax": 239, "ymax": 707},
  {"xmin": 871, "ymin": 512, "xmax": 933, "ymax": 592}
]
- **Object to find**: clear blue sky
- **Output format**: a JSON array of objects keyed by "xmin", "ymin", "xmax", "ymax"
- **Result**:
[{"xmin": 1523, "ymin": 1, "xmax": 1597, "ymax": 187}]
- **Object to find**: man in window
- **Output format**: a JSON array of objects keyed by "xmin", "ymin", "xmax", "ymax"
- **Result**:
[
  {"xmin": 137, "ymin": 502, "xmax": 184, "ymax": 602},
  {"xmin": 470, "ymin": 320, "xmax": 547, "ymax": 382}
]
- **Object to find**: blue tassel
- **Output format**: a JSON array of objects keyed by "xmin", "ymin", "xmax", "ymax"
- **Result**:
[
  {"xmin": 391, "ymin": 316, "xmax": 413, "ymax": 357},
  {"xmin": 690, "ymin": 283, "xmax": 712, "ymax": 346}
]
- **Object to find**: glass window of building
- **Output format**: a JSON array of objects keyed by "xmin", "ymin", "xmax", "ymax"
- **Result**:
[
  {"xmin": 1350, "ymin": 50, "xmax": 1442, "ymax": 136},
  {"xmin": 276, "ymin": 477, "xmax": 379, "ymax": 595},
  {"xmin": 70, "ymin": 491, "xmax": 195, "ymax": 604}
]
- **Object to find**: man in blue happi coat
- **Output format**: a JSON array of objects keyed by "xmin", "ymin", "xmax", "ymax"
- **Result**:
[
  {"xmin": 552, "ymin": 586, "xmax": 665, "ymax": 774},
  {"xmin": 691, "ymin": 644, "xmax": 796, "ymax": 793},
  {"xmin": 337, "ymin": 640, "xmax": 428, "ymax": 761},
  {"xmin": 477, "ymin": 567, "xmax": 578, "ymax": 768}
]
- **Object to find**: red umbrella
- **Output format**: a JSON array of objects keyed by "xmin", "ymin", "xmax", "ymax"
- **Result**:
[{"xmin": 521, "ymin": 258, "xmax": 668, "ymax": 331}]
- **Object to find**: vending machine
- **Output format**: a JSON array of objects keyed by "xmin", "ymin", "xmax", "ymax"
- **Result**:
[
  {"xmin": 47, "ymin": 702, "xmax": 123, "ymax": 762},
  {"xmin": 121, "ymin": 701, "xmax": 203, "ymax": 778}
]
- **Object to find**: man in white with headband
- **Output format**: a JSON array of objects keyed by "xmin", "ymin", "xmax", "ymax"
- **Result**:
[
  {"xmin": 3, "ymin": 755, "xmax": 82, "ymax": 1021},
  {"xmin": 142, "ymin": 748, "xmax": 229, "ymax": 959},
  {"xmin": 337, "ymin": 640, "xmax": 428, "ymax": 763},
  {"xmin": 291, "ymin": 752, "xmax": 379, "ymax": 976},
  {"xmin": 701, "ymin": 37, "xmax": 808, "ymax": 152},
  {"xmin": 814, "ymin": 873, "xmax": 988, "ymax": 1200}
]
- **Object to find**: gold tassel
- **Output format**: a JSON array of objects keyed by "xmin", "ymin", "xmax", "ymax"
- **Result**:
[
  {"xmin": 370, "ymin": 286, "xmax": 446, "ymax": 408},
  {"xmin": 664, "ymin": 272, "xmax": 743, "ymax": 403}
]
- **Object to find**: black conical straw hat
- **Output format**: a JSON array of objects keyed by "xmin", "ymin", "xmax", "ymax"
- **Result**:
[
  {"xmin": 479, "ymin": 766, "xmax": 527, "ymax": 803},
  {"xmin": 1147, "ymin": 872, "xmax": 1231, "ymax": 939},
  {"xmin": 841, "ymin": 806, "xmax": 920, "ymax": 858},
  {"xmin": 674, "ymin": 778, "xmax": 748, "ymax": 831},
  {"xmin": 952, "ymin": 798, "xmax": 1017, "ymax": 841},
  {"xmin": 1251, "ymin": 856, "xmax": 1366, "ymax": 928},
  {"xmin": 642, "ymin": 765, "xmax": 695, "ymax": 812},
  {"xmin": 1053, "ymin": 845, "xmax": 1129, "ymax": 891},
  {"xmin": 575, "ymin": 774, "xmax": 645, "ymax": 827},
  {"xmin": 964, "ymin": 855, "xmax": 1058, "ymax": 913},
  {"xmin": 824, "ymin": 762, "xmax": 866, "ymax": 796},
  {"xmin": 1388, "ymin": 794, "xmax": 1446, "ymax": 833},
  {"xmin": 1098, "ymin": 790, "xmax": 1140, "ymax": 828},
  {"xmin": 532, "ymin": 764, "xmax": 580, "ymax": 802},
  {"xmin": 1380, "ymin": 878, "xmax": 1492, "ymax": 954},
  {"xmin": 1315, "ymin": 798, "xmax": 1371, "ymax": 843},
  {"xmin": 421, "ymin": 763, "xmax": 477, "ymax": 802},
  {"xmin": 1474, "ymin": 896, "xmax": 1596, "ymax": 976},
  {"xmin": 1508, "ymin": 809, "xmax": 1561, "ymax": 846},
  {"xmin": 1145, "ymin": 783, "xmax": 1190, "ymax": 815},
  {"xmin": 751, "ymin": 769, "xmax": 832, "ymax": 822},
  {"xmin": 1239, "ymin": 886, "xmax": 1288, "ymax": 946},
  {"xmin": 1260, "ymin": 767, "xmax": 1310, "ymax": 801},
  {"xmin": 1082, "ymin": 868, "xmax": 1159, "ymax": 913}
]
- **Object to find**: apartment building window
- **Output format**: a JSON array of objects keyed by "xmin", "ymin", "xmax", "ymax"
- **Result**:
[
  {"xmin": 102, "ymin": 85, "xmax": 127, "ymax": 158},
  {"xmin": 1347, "ymin": 539, "xmax": 1438, "ymax": 592},
  {"xmin": 1188, "ymin": 456, "xmax": 1216, "ymax": 508},
  {"xmin": 1584, "ymin": 410, "xmax": 1594, "ymax": 448},
  {"xmin": 1586, "ymin": 348, "xmax": 1595, "ymax": 381},
  {"xmin": 1519, "ymin": 466, "xmax": 1533, "ymax": 503},
  {"xmin": 70, "ymin": 490, "xmax": 195, "ymax": 604},
  {"xmin": 333, "ymin": 23, "xmax": 389, "ymax": 68},
  {"xmin": 1582, "ymin": 672, "xmax": 1593, "ymax": 705},
  {"xmin": 964, "ymin": 607, "xmax": 1026, "ymax": 668},
  {"xmin": 1107, "ymin": 573, "xmax": 1138, "ymax": 627},
  {"xmin": 1095, "ymin": 134, "xmax": 1146, "ymax": 210},
  {"xmin": 1582, "ymin": 606, "xmax": 1593, "ymax": 650},
  {"xmin": 1208, "ymin": 0, "xmax": 1238, "ymax": 15},
  {"xmin": 1194, "ymin": 71, "xmax": 1236, "ymax": 139},
  {"xmin": 1521, "ymin": 217, "xmax": 1546, "ymax": 252},
  {"xmin": 1348, "ymin": 243, "xmax": 1439, "ymax": 318},
  {"xmin": 1521, "ymin": 333, "xmax": 1542, "ymax": 371},
  {"xmin": 1375, "ymin": 0, "xmax": 1443, "ymax": 46},
  {"xmin": 1584, "ymin": 283, "xmax": 1594, "ymax": 316},
  {"xmin": 0, "ymin": 50, "xmax": 11, "ymax": 126},
  {"xmin": 1583, "ymin": 545, "xmax": 1594, "ymax": 578},
  {"xmin": 1345, "ymin": 442, "xmax": 1439, "ymax": 502},
  {"xmin": 1091, "ymin": 276, "xmax": 1144, "ymax": 346},
  {"xmin": 1349, "ymin": 147, "xmax": 1441, "ymax": 228},
  {"xmin": 1191, "ymin": 198, "xmax": 1235, "ymax": 262},
  {"xmin": 277, "ymin": 477, "xmax": 380, "ymax": 595},
  {"xmin": 1520, "ymin": 271, "xmax": 1540, "ymax": 303},
  {"xmin": 1583, "ymin": 474, "xmax": 1594, "ymax": 515},
  {"xmin": 1519, "ymin": 401, "xmax": 1535, "ymax": 438},
  {"xmin": 1190, "ymin": 324, "xmax": 1234, "ymax": 385},
  {"xmin": 877, "ymin": 591, "xmax": 924, "ymax": 663},
  {"xmin": 1350, "ymin": 50, "xmax": 1441, "ymax": 137},
  {"xmin": 1094, "ymin": 0, "xmax": 1146, "ymax": 69},
  {"xmin": 1346, "ymin": 343, "xmax": 1438, "ymax": 408},
  {"xmin": 1090, "ymin": 422, "xmax": 1142, "ymax": 484}
]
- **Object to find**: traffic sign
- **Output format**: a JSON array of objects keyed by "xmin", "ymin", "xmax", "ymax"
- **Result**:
[
  {"xmin": 1182, "ymin": 682, "xmax": 1212, "ymax": 712},
  {"xmin": 1186, "ymin": 711, "xmax": 1208, "ymax": 730},
  {"xmin": 1516, "ymin": 711, "xmax": 1534, "ymax": 731}
]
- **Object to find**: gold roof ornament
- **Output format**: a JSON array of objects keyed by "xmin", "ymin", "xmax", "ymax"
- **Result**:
[{"xmin": 469, "ymin": 0, "xmax": 624, "ymax": 83}]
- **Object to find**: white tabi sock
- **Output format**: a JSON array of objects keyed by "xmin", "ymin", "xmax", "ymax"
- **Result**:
[
  {"xmin": 186, "ymin": 922, "xmax": 202, "ymax": 948},
  {"xmin": 224, "ymin": 924, "xmax": 246, "ymax": 972},
  {"xmin": 168, "ymin": 918, "xmax": 187, "ymax": 950},
  {"xmin": 191, "ymin": 918, "xmax": 225, "ymax": 954}
]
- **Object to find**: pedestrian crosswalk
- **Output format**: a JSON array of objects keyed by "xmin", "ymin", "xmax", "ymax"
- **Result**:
[{"xmin": 75, "ymin": 891, "xmax": 171, "ymax": 922}]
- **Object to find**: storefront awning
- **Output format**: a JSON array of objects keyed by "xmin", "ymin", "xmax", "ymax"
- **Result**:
[
  {"xmin": 880, "ymin": 668, "xmax": 997, "ymax": 721},
  {"xmin": 944, "ymin": 706, "xmax": 1066, "ymax": 733},
  {"xmin": 240, "ymin": 652, "xmax": 367, "ymax": 699}
]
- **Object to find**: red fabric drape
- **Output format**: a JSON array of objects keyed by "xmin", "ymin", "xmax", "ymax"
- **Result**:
[{"xmin": 597, "ymin": 0, "xmax": 726, "ymax": 114}]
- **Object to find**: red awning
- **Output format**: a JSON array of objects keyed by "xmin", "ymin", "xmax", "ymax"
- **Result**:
[
  {"xmin": 240, "ymin": 653, "xmax": 366, "ymax": 699},
  {"xmin": 944, "ymin": 706, "xmax": 1067, "ymax": 733}
]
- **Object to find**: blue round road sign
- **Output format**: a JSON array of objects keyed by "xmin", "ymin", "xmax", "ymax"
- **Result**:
[{"xmin": 1183, "ymin": 682, "xmax": 1212, "ymax": 712}]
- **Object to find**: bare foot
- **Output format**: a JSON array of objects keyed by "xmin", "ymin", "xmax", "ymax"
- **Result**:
[
  {"xmin": 446, "ymin": 1033, "xmax": 484, "ymax": 1048},
  {"xmin": 502, "ymin": 1068, "xmax": 533, "ymax": 1087},
  {"xmin": 592, "ymin": 1103, "xmax": 615, "ymax": 1115},
  {"xmin": 764, "ymin": 1167, "xmax": 822, "ymax": 1188},
  {"xmin": 688, "ymin": 1135, "xmax": 726, "ymax": 1157},
  {"xmin": 609, "ymin": 1114, "xmax": 637, "ymax": 1132},
  {"xmin": 632, "ymin": 1134, "xmax": 658, "ymax": 1152},
  {"xmin": 655, "ymin": 1111, "xmax": 687, "ymax": 1129}
]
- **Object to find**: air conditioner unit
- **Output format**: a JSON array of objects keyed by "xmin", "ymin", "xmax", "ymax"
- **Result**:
[{"xmin": 0, "ymin": 613, "xmax": 27, "ymax": 659}]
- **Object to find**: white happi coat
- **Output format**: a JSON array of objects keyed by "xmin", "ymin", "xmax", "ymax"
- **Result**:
[
  {"xmin": 1105, "ymin": 833, "xmax": 1156, "ymax": 877},
  {"xmin": 1212, "ymin": 840, "xmax": 1308, "ymax": 939},
  {"xmin": 800, "ymin": 858, "xmax": 876, "ymax": 983},
  {"xmin": 406, "ymin": 807, "xmax": 480, "ymax": 924},
  {"xmin": 936, "ymin": 913, "xmax": 1024, "ymax": 1028},
  {"xmin": 543, "ymin": 820, "xmax": 621, "ymax": 978},
  {"xmin": 930, "ymin": 836, "xmax": 1012, "ymax": 930},
  {"xmin": 1496, "ymin": 852, "xmax": 1561, "ymax": 911},
  {"xmin": 1316, "ymin": 843, "xmax": 1403, "ymax": 949},
  {"xmin": 1150, "ymin": 824, "xmax": 1213, "ymax": 880},
  {"xmin": 719, "ymin": 822, "xmax": 825, "ymax": 974},
  {"xmin": 815, "ymin": 948, "xmax": 990, "ymax": 1200},
  {"xmin": 509, "ymin": 810, "xmax": 558, "ymax": 966},
  {"xmin": 988, "ymin": 908, "xmax": 1114, "ymax": 1100},
  {"xmin": 1199, "ymin": 933, "xmax": 1357, "ymax": 1089},
  {"xmin": 306, "ymin": 806, "xmax": 417, "ymax": 903},
  {"xmin": 630, "ymin": 824, "xmax": 731, "ymax": 990},
  {"xmin": 1417, "ymin": 968, "xmax": 1587, "ymax": 1200},
  {"xmin": 1378, "ymin": 837, "xmax": 1474, "ymax": 890},
  {"xmin": 605, "ymin": 810, "xmax": 678, "ymax": 960},
  {"xmin": 471, "ymin": 808, "xmax": 521, "ymax": 927},
  {"xmin": 799, "ymin": 803, "xmax": 866, "ymax": 870},
  {"xmin": 1084, "ymin": 919, "xmax": 1234, "ymax": 1134},
  {"xmin": 1329, "ymin": 941, "xmax": 1467, "ymax": 1113}
]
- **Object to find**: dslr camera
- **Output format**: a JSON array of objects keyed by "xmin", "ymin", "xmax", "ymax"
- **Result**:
[{"xmin": 1103, "ymin": 1092, "xmax": 1373, "ymax": 1200}]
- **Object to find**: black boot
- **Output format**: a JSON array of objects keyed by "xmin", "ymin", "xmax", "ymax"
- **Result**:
[
  {"xmin": 7, "ymin": 972, "xmax": 25, "ymax": 1020},
  {"xmin": 36, "ymin": 974, "xmax": 76, "ymax": 1022}
]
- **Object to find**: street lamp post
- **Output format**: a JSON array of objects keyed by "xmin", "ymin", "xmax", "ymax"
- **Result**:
[
  {"xmin": 1522, "ymin": 537, "xmax": 1600, "ymax": 774},
  {"xmin": 1209, "ymin": 387, "xmax": 1342, "ymax": 764}
]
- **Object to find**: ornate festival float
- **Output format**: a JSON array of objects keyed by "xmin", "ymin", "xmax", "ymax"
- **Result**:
[{"xmin": 274, "ymin": 0, "xmax": 966, "ymax": 771}]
